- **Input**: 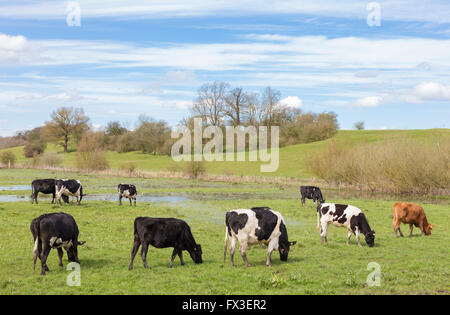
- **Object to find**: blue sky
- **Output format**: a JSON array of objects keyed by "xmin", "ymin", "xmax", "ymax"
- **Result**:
[{"xmin": 0, "ymin": 0, "xmax": 449, "ymax": 136}]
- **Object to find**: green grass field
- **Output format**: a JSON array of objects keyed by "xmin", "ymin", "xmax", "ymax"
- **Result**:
[
  {"xmin": 2, "ymin": 129, "xmax": 449, "ymax": 179},
  {"xmin": 0, "ymin": 169, "xmax": 448, "ymax": 295}
]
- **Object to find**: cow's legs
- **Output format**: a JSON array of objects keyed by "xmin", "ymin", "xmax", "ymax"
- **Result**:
[
  {"xmin": 140, "ymin": 242, "xmax": 149, "ymax": 269},
  {"xmin": 178, "ymin": 251, "xmax": 184, "ymax": 265},
  {"xmin": 51, "ymin": 193, "xmax": 55, "ymax": 204},
  {"xmin": 57, "ymin": 248, "xmax": 64, "ymax": 267},
  {"xmin": 301, "ymin": 197, "xmax": 305, "ymax": 207},
  {"xmin": 320, "ymin": 221, "xmax": 328, "ymax": 244},
  {"xmin": 346, "ymin": 229, "xmax": 352, "ymax": 245},
  {"xmin": 169, "ymin": 248, "xmax": 180, "ymax": 268},
  {"xmin": 128, "ymin": 237, "xmax": 141, "ymax": 270},
  {"xmin": 355, "ymin": 229, "xmax": 362, "ymax": 247},
  {"xmin": 266, "ymin": 239, "xmax": 278, "ymax": 267},
  {"xmin": 393, "ymin": 221, "xmax": 403, "ymax": 238},
  {"xmin": 40, "ymin": 244, "xmax": 51, "ymax": 275},
  {"xmin": 239, "ymin": 241, "xmax": 251, "ymax": 267},
  {"xmin": 229, "ymin": 237, "xmax": 237, "ymax": 267},
  {"xmin": 409, "ymin": 224, "xmax": 414, "ymax": 237},
  {"xmin": 129, "ymin": 198, "xmax": 132, "ymax": 206},
  {"xmin": 118, "ymin": 194, "xmax": 123, "ymax": 206},
  {"xmin": 133, "ymin": 198, "xmax": 136, "ymax": 207}
]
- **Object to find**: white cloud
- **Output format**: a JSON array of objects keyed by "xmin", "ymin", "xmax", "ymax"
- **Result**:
[
  {"xmin": 1, "ymin": 1, "xmax": 450, "ymax": 23},
  {"xmin": 279, "ymin": 96, "xmax": 302, "ymax": 108},
  {"xmin": 354, "ymin": 70, "xmax": 380, "ymax": 78},
  {"xmin": 412, "ymin": 82, "xmax": 450, "ymax": 101},
  {"xmin": 0, "ymin": 33, "xmax": 42, "ymax": 64},
  {"xmin": 353, "ymin": 96, "xmax": 382, "ymax": 107}
]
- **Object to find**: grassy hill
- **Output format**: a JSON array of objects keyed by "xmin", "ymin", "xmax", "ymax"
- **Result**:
[{"xmin": 1, "ymin": 129, "xmax": 449, "ymax": 179}]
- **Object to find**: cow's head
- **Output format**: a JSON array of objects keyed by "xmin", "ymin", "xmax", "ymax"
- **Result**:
[
  {"xmin": 66, "ymin": 241, "xmax": 85, "ymax": 263},
  {"xmin": 279, "ymin": 240, "xmax": 297, "ymax": 261},
  {"xmin": 364, "ymin": 230, "xmax": 376, "ymax": 247},
  {"xmin": 189, "ymin": 244, "xmax": 203, "ymax": 264},
  {"xmin": 424, "ymin": 224, "xmax": 433, "ymax": 236}
]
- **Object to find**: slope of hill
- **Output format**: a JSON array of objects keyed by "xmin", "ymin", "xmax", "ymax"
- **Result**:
[{"xmin": 1, "ymin": 129, "xmax": 448, "ymax": 179}]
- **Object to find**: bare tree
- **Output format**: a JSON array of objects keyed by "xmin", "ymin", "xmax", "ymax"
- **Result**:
[
  {"xmin": 260, "ymin": 86, "xmax": 281, "ymax": 127},
  {"xmin": 223, "ymin": 87, "xmax": 249, "ymax": 126},
  {"xmin": 44, "ymin": 107, "xmax": 90, "ymax": 153},
  {"xmin": 191, "ymin": 81, "xmax": 228, "ymax": 126}
]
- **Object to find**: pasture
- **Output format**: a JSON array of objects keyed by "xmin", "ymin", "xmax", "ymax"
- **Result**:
[{"xmin": 0, "ymin": 169, "xmax": 448, "ymax": 295}]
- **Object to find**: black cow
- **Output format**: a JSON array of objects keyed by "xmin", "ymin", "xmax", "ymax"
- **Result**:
[
  {"xmin": 224, "ymin": 207, "xmax": 296, "ymax": 267},
  {"xmin": 129, "ymin": 217, "xmax": 203, "ymax": 269},
  {"xmin": 300, "ymin": 186, "xmax": 325, "ymax": 207},
  {"xmin": 30, "ymin": 179, "xmax": 68, "ymax": 204},
  {"xmin": 55, "ymin": 179, "xmax": 83, "ymax": 205},
  {"xmin": 118, "ymin": 184, "xmax": 137, "ymax": 206},
  {"xmin": 317, "ymin": 203, "xmax": 375, "ymax": 247},
  {"xmin": 30, "ymin": 212, "xmax": 85, "ymax": 275}
]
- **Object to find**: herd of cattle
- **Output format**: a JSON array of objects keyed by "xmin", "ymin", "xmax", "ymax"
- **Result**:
[{"xmin": 27, "ymin": 179, "xmax": 434, "ymax": 275}]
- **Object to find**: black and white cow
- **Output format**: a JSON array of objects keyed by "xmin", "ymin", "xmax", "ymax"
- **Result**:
[
  {"xmin": 300, "ymin": 186, "xmax": 325, "ymax": 207},
  {"xmin": 55, "ymin": 179, "xmax": 83, "ymax": 205},
  {"xmin": 317, "ymin": 203, "xmax": 375, "ymax": 247},
  {"xmin": 118, "ymin": 184, "xmax": 137, "ymax": 206},
  {"xmin": 30, "ymin": 179, "xmax": 68, "ymax": 204},
  {"xmin": 129, "ymin": 217, "xmax": 203, "ymax": 270},
  {"xmin": 30, "ymin": 212, "xmax": 85, "ymax": 275},
  {"xmin": 224, "ymin": 207, "xmax": 296, "ymax": 267}
]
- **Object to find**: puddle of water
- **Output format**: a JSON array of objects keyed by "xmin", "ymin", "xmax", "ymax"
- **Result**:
[
  {"xmin": 0, "ymin": 194, "xmax": 188, "ymax": 203},
  {"xmin": 84, "ymin": 194, "xmax": 189, "ymax": 203},
  {"xmin": 0, "ymin": 185, "xmax": 30, "ymax": 191}
]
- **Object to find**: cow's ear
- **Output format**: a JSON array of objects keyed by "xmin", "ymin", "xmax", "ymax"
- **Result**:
[
  {"xmin": 290, "ymin": 241, "xmax": 297, "ymax": 246},
  {"xmin": 372, "ymin": 230, "xmax": 376, "ymax": 235},
  {"xmin": 429, "ymin": 224, "xmax": 434, "ymax": 229}
]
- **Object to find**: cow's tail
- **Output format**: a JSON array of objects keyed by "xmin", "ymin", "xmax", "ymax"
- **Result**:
[
  {"xmin": 30, "ymin": 183, "xmax": 34, "ymax": 204},
  {"xmin": 30, "ymin": 218, "xmax": 40, "ymax": 270},
  {"xmin": 223, "ymin": 225, "xmax": 229, "ymax": 265},
  {"xmin": 316, "ymin": 204, "xmax": 322, "ymax": 231}
]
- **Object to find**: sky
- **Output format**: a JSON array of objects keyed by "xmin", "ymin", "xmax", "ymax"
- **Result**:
[{"xmin": 0, "ymin": 0, "xmax": 449, "ymax": 136}]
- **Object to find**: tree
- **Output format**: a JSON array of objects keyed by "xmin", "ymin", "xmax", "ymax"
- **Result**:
[
  {"xmin": 106, "ymin": 121, "xmax": 127, "ymax": 136},
  {"xmin": 354, "ymin": 121, "xmax": 365, "ymax": 130},
  {"xmin": 23, "ymin": 126, "xmax": 47, "ymax": 157},
  {"xmin": 134, "ymin": 115, "xmax": 172, "ymax": 155},
  {"xmin": 44, "ymin": 107, "xmax": 90, "ymax": 153},
  {"xmin": 1, "ymin": 150, "xmax": 16, "ymax": 168},
  {"xmin": 223, "ymin": 87, "xmax": 249, "ymax": 126},
  {"xmin": 191, "ymin": 81, "xmax": 228, "ymax": 126}
]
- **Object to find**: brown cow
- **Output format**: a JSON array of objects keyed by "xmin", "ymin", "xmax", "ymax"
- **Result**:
[{"xmin": 392, "ymin": 202, "xmax": 433, "ymax": 237}]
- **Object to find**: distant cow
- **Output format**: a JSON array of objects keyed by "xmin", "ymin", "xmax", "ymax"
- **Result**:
[
  {"xmin": 129, "ymin": 217, "xmax": 203, "ymax": 269},
  {"xmin": 317, "ymin": 203, "xmax": 375, "ymax": 247},
  {"xmin": 30, "ymin": 212, "xmax": 85, "ymax": 275},
  {"xmin": 224, "ymin": 207, "xmax": 296, "ymax": 267},
  {"xmin": 300, "ymin": 186, "xmax": 325, "ymax": 207},
  {"xmin": 30, "ymin": 179, "xmax": 68, "ymax": 204},
  {"xmin": 55, "ymin": 179, "xmax": 83, "ymax": 205},
  {"xmin": 118, "ymin": 184, "xmax": 137, "ymax": 206},
  {"xmin": 392, "ymin": 202, "xmax": 433, "ymax": 237}
]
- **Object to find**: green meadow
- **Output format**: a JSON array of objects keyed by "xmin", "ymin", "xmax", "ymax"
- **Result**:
[
  {"xmin": 2, "ymin": 129, "xmax": 449, "ymax": 179},
  {"xmin": 0, "ymin": 169, "xmax": 448, "ymax": 295}
]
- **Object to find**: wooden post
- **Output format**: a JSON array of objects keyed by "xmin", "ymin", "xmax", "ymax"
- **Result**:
[{"xmin": 8, "ymin": 160, "xmax": 11, "ymax": 169}]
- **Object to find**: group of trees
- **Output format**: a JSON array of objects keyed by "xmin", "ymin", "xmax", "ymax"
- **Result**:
[
  {"xmin": 188, "ymin": 81, "xmax": 338, "ymax": 146},
  {"xmin": 3, "ymin": 81, "xmax": 339, "ymax": 168}
]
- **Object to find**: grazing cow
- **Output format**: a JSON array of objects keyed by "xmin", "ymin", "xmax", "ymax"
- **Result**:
[
  {"xmin": 392, "ymin": 202, "xmax": 433, "ymax": 237},
  {"xmin": 317, "ymin": 203, "xmax": 375, "ymax": 247},
  {"xmin": 30, "ymin": 179, "xmax": 68, "ymax": 204},
  {"xmin": 129, "ymin": 217, "xmax": 203, "ymax": 269},
  {"xmin": 30, "ymin": 212, "xmax": 85, "ymax": 275},
  {"xmin": 55, "ymin": 179, "xmax": 83, "ymax": 205},
  {"xmin": 118, "ymin": 184, "xmax": 137, "ymax": 206},
  {"xmin": 300, "ymin": 186, "xmax": 325, "ymax": 207},
  {"xmin": 224, "ymin": 207, "xmax": 296, "ymax": 267}
]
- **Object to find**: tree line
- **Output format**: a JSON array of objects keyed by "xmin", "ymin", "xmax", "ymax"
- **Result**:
[{"xmin": 2, "ymin": 82, "xmax": 339, "ymax": 167}]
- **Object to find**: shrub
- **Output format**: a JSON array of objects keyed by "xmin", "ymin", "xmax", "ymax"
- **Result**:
[
  {"xmin": 23, "ymin": 141, "xmax": 46, "ymax": 158},
  {"xmin": 120, "ymin": 162, "xmax": 137, "ymax": 174},
  {"xmin": 185, "ymin": 161, "xmax": 206, "ymax": 178},
  {"xmin": 39, "ymin": 153, "xmax": 63, "ymax": 167},
  {"xmin": 1, "ymin": 150, "xmax": 16, "ymax": 167},
  {"xmin": 75, "ymin": 131, "xmax": 109, "ymax": 171},
  {"xmin": 306, "ymin": 137, "xmax": 450, "ymax": 195}
]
